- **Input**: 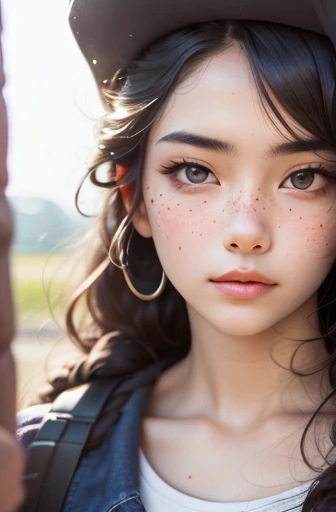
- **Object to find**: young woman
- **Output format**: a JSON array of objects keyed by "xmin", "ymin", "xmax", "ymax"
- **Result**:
[{"xmin": 18, "ymin": 1, "xmax": 336, "ymax": 510}]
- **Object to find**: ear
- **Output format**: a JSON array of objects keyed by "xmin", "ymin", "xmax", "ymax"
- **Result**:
[{"xmin": 116, "ymin": 164, "xmax": 152, "ymax": 239}]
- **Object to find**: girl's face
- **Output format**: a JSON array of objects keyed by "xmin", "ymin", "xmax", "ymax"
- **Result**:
[{"xmin": 136, "ymin": 45, "xmax": 336, "ymax": 337}]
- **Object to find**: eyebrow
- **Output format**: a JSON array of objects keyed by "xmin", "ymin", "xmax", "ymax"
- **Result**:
[{"xmin": 156, "ymin": 130, "xmax": 332, "ymax": 158}]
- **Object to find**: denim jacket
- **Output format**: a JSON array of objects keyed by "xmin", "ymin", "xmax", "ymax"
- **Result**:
[{"xmin": 17, "ymin": 386, "xmax": 153, "ymax": 512}]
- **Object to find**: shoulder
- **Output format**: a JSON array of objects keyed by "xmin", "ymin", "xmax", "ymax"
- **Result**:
[{"xmin": 16, "ymin": 403, "xmax": 52, "ymax": 449}]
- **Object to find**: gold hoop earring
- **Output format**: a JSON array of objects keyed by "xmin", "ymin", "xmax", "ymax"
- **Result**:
[
  {"xmin": 108, "ymin": 216, "xmax": 129, "ymax": 269},
  {"xmin": 121, "ymin": 265, "xmax": 167, "ymax": 301},
  {"xmin": 108, "ymin": 225, "xmax": 167, "ymax": 301}
]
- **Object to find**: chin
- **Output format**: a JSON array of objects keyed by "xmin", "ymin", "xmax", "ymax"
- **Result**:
[
  {"xmin": 219, "ymin": 324, "xmax": 272, "ymax": 337},
  {"xmin": 212, "ymin": 310, "xmax": 279, "ymax": 338}
]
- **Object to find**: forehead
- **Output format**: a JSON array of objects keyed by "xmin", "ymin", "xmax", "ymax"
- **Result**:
[{"xmin": 147, "ymin": 45, "xmax": 306, "ymax": 151}]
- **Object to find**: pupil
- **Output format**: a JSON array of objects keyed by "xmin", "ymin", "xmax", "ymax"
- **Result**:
[
  {"xmin": 291, "ymin": 171, "xmax": 314, "ymax": 189},
  {"xmin": 186, "ymin": 166, "xmax": 207, "ymax": 183}
]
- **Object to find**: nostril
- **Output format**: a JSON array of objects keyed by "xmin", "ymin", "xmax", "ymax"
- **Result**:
[
  {"xmin": 230, "ymin": 243, "xmax": 238, "ymax": 248},
  {"xmin": 254, "ymin": 245, "xmax": 262, "ymax": 250}
]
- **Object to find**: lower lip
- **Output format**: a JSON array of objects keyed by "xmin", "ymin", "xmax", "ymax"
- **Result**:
[{"xmin": 211, "ymin": 281, "xmax": 276, "ymax": 299}]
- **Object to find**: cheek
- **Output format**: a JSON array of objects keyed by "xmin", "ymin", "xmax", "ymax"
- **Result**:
[
  {"xmin": 149, "ymin": 202, "xmax": 203, "ymax": 247},
  {"xmin": 145, "ymin": 191, "xmax": 220, "ymax": 258},
  {"xmin": 147, "ymin": 189, "xmax": 201, "ymax": 230},
  {"xmin": 279, "ymin": 207, "xmax": 336, "ymax": 258}
]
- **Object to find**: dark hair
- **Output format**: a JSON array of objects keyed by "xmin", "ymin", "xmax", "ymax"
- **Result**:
[{"xmin": 37, "ymin": 20, "xmax": 336, "ymax": 510}]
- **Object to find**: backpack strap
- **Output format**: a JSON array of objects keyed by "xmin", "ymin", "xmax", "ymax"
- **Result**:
[{"xmin": 22, "ymin": 378, "xmax": 119, "ymax": 512}]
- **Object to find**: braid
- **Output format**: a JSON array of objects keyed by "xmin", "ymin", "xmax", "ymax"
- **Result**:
[
  {"xmin": 33, "ymin": 332, "xmax": 177, "ymax": 451},
  {"xmin": 85, "ymin": 360, "xmax": 173, "ymax": 451}
]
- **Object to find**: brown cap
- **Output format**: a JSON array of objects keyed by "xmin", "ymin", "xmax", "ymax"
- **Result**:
[{"xmin": 69, "ymin": 0, "xmax": 336, "ymax": 86}]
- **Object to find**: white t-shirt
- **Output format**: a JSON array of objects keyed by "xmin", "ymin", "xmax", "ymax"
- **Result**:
[{"xmin": 139, "ymin": 449, "xmax": 313, "ymax": 511}]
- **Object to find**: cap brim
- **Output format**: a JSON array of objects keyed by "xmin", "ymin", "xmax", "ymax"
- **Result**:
[{"xmin": 69, "ymin": 0, "xmax": 335, "ymax": 85}]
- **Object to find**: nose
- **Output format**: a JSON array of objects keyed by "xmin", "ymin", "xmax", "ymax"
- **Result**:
[{"xmin": 223, "ymin": 213, "xmax": 271, "ymax": 254}]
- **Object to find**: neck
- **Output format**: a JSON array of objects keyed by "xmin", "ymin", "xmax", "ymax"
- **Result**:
[{"xmin": 169, "ymin": 295, "xmax": 330, "ymax": 428}]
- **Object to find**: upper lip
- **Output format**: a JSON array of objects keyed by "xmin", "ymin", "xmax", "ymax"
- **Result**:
[{"xmin": 211, "ymin": 270, "xmax": 276, "ymax": 285}]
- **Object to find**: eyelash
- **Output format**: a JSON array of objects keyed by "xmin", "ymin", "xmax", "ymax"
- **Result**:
[
  {"xmin": 160, "ymin": 159, "xmax": 336, "ymax": 192},
  {"xmin": 160, "ymin": 159, "xmax": 215, "ymax": 190}
]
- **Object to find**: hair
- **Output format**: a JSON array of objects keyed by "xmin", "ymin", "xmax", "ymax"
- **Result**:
[{"xmin": 36, "ymin": 19, "xmax": 336, "ymax": 510}]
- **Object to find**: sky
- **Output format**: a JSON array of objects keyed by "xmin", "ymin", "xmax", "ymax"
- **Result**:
[{"xmin": 2, "ymin": 0, "xmax": 104, "ymax": 216}]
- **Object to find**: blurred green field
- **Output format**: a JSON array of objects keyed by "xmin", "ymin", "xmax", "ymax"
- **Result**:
[
  {"xmin": 11, "ymin": 253, "xmax": 82, "ymax": 408},
  {"xmin": 11, "ymin": 252, "xmax": 69, "ymax": 328},
  {"xmin": 15, "ymin": 279, "xmax": 50, "ymax": 314}
]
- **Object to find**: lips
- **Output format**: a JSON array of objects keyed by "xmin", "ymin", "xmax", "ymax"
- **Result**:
[
  {"xmin": 210, "ymin": 270, "xmax": 277, "ymax": 300},
  {"xmin": 211, "ymin": 269, "xmax": 276, "ymax": 285}
]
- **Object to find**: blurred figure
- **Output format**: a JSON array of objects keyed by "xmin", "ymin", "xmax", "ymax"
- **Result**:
[{"xmin": 0, "ymin": 3, "xmax": 25, "ymax": 511}]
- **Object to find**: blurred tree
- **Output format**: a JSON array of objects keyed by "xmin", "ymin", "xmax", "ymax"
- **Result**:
[{"xmin": 9, "ymin": 196, "xmax": 86, "ymax": 253}]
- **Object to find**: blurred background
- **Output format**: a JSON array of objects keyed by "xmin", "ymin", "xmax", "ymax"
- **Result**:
[{"xmin": 2, "ymin": 0, "xmax": 104, "ymax": 408}]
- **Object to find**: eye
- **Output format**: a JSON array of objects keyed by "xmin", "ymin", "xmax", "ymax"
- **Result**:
[
  {"xmin": 176, "ymin": 164, "xmax": 217, "ymax": 185},
  {"xmin": 160, "ymin": 160, "xmax": 218, "ymax": 186},
  {"xmin": 281, "ymin": 167, "xmax": 329, "ymax": 191}
]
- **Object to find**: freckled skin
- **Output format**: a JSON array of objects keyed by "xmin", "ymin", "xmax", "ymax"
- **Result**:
[{"xmin": 136, "ymin": 45, "xmax": 336, "ymax": 340}]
